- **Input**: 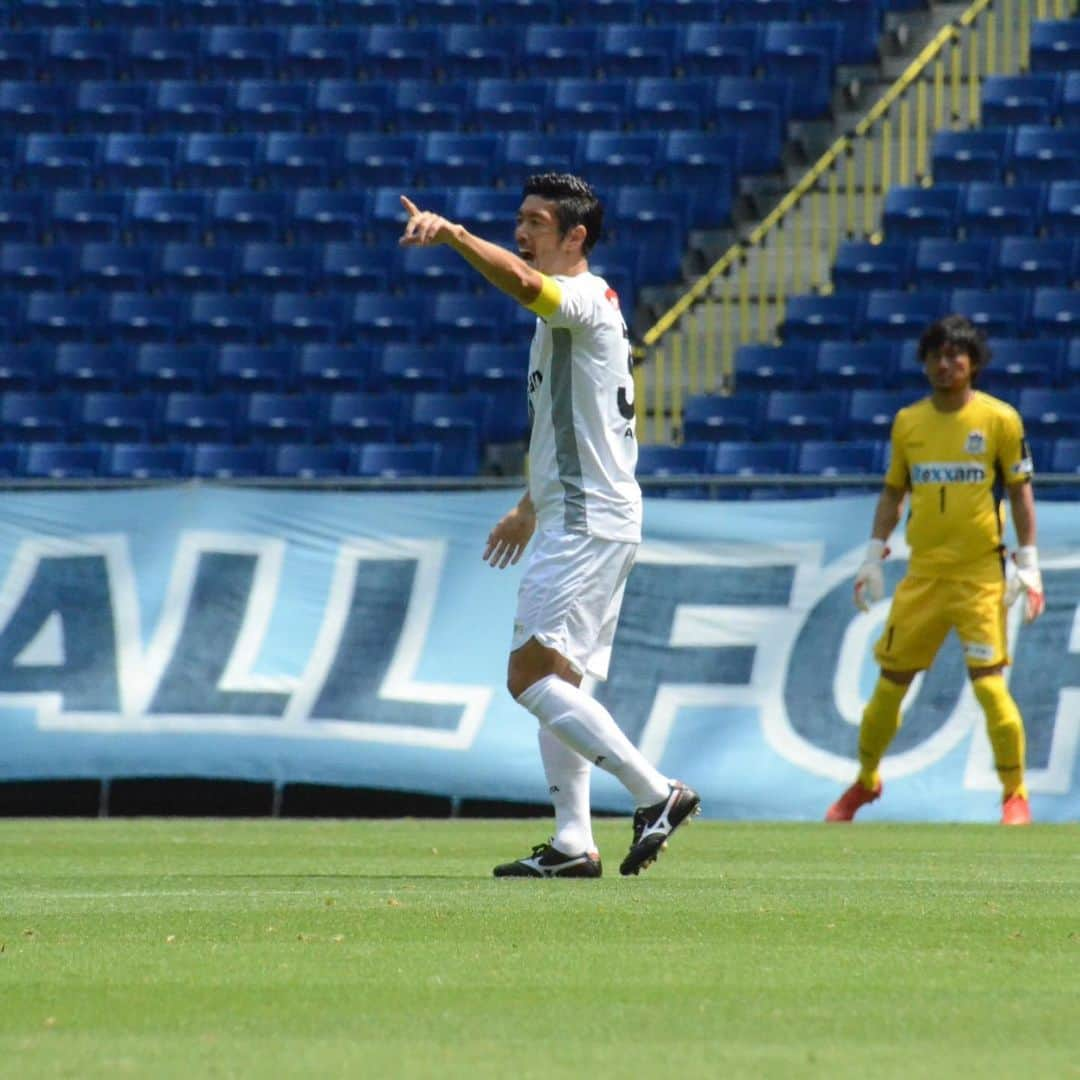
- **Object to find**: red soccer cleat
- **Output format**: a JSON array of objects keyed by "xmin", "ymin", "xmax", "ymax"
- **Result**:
[
  {"xmin": 825, "ymin": 778, "xmax": 883, "ymax": 822},
  {"xmin": 1001, "ymin": 792, "xmax": 1032, "ymax": 826}
]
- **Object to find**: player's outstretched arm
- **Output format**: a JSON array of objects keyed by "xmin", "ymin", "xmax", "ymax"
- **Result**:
[
  {"xmin": 854, "ymin": 485, "xmax": 905, "ymax": 612},
  {"xmin": 398, "ymin": 194, "xmax": 547, "ymax": 309},
  {"xmin": 1004, "ymin": 481, "xmax": 1044, "ymax": 622},
  {"xmin": 483, "ymin": 492, "xmax": 536, "ymax": 570}
]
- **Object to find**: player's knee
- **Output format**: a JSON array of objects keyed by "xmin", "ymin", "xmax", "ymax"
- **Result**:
[{"xmin": 880, "ymin": 667, "xmax": 917, "ymax": 686}]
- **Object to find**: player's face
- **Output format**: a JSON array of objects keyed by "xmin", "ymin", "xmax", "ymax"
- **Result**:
[
  {"xmin": 515, "ymin": 195, "xmax": 575, "ymax": 275},
  {"xmin": 924, "ymin": 345, "xmax": 974, "ymax": 393}
]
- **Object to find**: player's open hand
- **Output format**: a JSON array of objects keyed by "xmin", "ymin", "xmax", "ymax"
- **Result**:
[
  {"xmin": 853, "ymin": 539, "xmax": 889, "ymax": 612},
  {"xmin": 399, "ymin": 194, "xmax": 455, "ymax": 247},
  {"xmin": 483, "ymin": 501, "xmax": 536, "ymax": 569},
  {"xmin": 1004, "ymin": 547, "xmax": 1045, "ymax": 623}
]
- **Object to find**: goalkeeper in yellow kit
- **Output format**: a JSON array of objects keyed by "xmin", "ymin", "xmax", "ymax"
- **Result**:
[{"xmin": 826, "ymin": 315, "xmax": 1045, "ymax": 826}]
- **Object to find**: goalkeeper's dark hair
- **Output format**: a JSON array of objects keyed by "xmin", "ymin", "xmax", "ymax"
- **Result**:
[
  {"xmin": 523, "ymin": 173, "xmax": 603, "ymax": 255},
  {"xmin": 917, "ymin": 314, "xmax": 991, "ymax": 379}
]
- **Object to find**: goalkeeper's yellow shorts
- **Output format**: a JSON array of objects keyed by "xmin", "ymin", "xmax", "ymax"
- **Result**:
[{"xmin": 873, "ymin": 574, "xmax": 1010, "ymax": 673}]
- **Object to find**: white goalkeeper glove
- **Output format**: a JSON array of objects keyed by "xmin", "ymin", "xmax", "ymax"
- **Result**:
[
  {"xmin": 853, "ymin": 539, "xmax": 889, "ymax": 613},
  {"xmin": 1004, "ymin": 546, "xmax": 1045, "ymax": 623}
]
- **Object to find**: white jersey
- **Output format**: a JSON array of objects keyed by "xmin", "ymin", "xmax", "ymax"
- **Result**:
[{"xmin": 525, "ymin": 271, "xmax": 642, "ymax": 543}]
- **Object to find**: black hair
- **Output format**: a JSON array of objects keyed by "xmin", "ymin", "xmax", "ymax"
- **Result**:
[
  {"xmin": 522, "ymin": 173, "xmax": 603, "ymax": 255},
  {"xmin": 917, "ymin": 313, "xmax": 991, "ymax": 379}
]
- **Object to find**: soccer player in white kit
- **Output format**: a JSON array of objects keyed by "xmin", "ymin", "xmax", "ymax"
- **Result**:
[{"xmin": 399, "ymin": 174, "xmax": 700, "ymax": 877}]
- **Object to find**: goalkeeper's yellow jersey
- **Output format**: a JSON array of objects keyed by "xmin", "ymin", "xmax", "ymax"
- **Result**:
[{"xmin": 884, "ymin": 391, "xmax": 1033, "ymax": 584}]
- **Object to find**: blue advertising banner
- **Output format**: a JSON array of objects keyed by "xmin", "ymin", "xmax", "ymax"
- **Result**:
[{"xmin": 0, "ymin": 487, "xmax": 1076, "ymax": 822}]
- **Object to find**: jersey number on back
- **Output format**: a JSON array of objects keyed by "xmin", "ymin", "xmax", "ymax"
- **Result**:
[{"xmin": 616, "ymin": 329, "xmax": 634, "ymax": 421}]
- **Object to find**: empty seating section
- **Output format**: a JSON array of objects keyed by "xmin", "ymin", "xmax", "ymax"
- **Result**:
[{"xmin": 0, "ymin": 3, "xmax": 1073, "ymax": 487}]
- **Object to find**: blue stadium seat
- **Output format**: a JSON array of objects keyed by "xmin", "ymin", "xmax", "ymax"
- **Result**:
[
  {"xmin": 815, "ymin": 0, "xmax": 882, "ymax": 64},
  {"xmin": 580, "ymin": 131, "xmax": 662, "ymax": 186},
  {"xmin": 678, "ymin": 23, "xmax": 758, "ymax": 77},
  {"xmin": 25, "ymin": 293, "xmax": 103, "ymax": 344},
  {"xmin": 272, "ymin": 443, "xmax": 350, "ymax": 478},
  {"xmin": 0, "ymin": 392, "xmax": 73, "ymax": 441},
  {"xmin": 727, "ymin": 0, "xmax": 798, "ymax": 20},
  {"xmin": 50, "ymin": 190, "xmax": 125, "ymax": 244},
  {"xmin": 1044, "ymin": 180, "xmax": 1080, "ymax": 236},
  {"xmin": 633, "ymin": 77, "xmax": 713, "ymax": 130},
  {"xmin": 397, "ymin": 246, "xmax": 474, "ymax": 294},
  {"xmin": 980, "ymin": 74, "xmax": 1061, "ymax": 126},
  {"xmin": 246, "ymin": 391, "xmax": 321, "ymax": 442},
  {"xmin": 238, "ymin": 242, "xmax": 319, "ymax": 292},
  {"xmin": 171, "ymin": 0, "xmax": 246, "ymax": 23},
  {"xmin": 153, "ymin": 82, "xmax": 230, "ymax": 134},
  {"xmin": 0, "ymin": 244, "xmax": 74, "ymax": 292},
  {"xmin": 430, "ymin": 291, "xmax": 517, "ymax": 345},
  {"xmin": 977, "ymin": 338, "xmax": 1061, "ymax": 394},
  {"xmin": 611, "ymin": 186, "xmax": 689, "ymax": 244},
  {"xmin": 74, "ymin": 81, "xmax": 151, "ymax": 133},
  {"xmin": 106, "ymin": 292, "xmax": 186, "ymax": 344},
  {"xmin": 232, "ymin": 80, "xmax": 311, "ymax": 133},
  {"xmin": 1067, "ymin": 339, "xmax": 1080, "ymax": 386},
  {"xmin": 128, "ymin": 28, "xmax": 202, "ymax": 79},
  {"xmin": 995, "ymin": 237, "xmax": 1073, "ymax": 288},
  {"xmin": 1062, "ymin": 71, "xmax": 1080, "ymax": 125},
  {"xmin": 780, "ymin": 292, "xmax": 864, "ymax": 342},
  {"xmin": 213, "ymin": 345, "xmax": 294, "ymax": 391},
  {"xmin": 190, "ymin": 292, "xmax": 265, "ymax": 344},
  {"xmin": 1011, "ymin": 126, "xmax": 1080, "ymax": 183},
  {"xmin": 912, "ymin": 238, "xmax": 994, "ymax": 289},
  {"xmin": 46, "ymin": 29, "xmax": 124, "ymax": 79},
  {"xmin": 564, "ymin": 0, "xmax": 641, "ymax": 21},
  {"xmin": 106, "ymin": 443, "xmax": 189, "ymax": 478},
  {"xmin": 54, "ymin": 344, "xmax": 128, "ymax": 391},
  {"xmin": 734, "ymin": 343, "xmax": 811, "ymax": 391},
  {"xmin": 449, "ymin": 187, "xmax": 523, "ymax": 237},
  {"xmin": 321, "ymin": 243, "xmax": 390, "ymax": 291},
  {"xmin": 296, "ymin": 345, "xmax": 380, "ymax": 393},
  {"xmin": 796, "ymin": 439, "xmax": 882, "ymax": 477},
  {"xmin": 101, "ymin": 134, "xmax": 179, "ymax": 188},
  {"xmin": 410, "ymin": 0, "xmax": 482, "ymax": 22},
  {"xmin": 18, "ymin": 135, "xmax": 99, "ymax": 188},
  {"xmin": 331, "ymin": 0, "xmax": 401, "ymax": 21},
  {"xmin": 250, "ymin": 0, "xmax": 325, "ymax": 23},
  {"xmin": 485, "ymin": 0, "xmax": 558, "ymax": 22},
  {"xmin": 159, "ymin": 242, "xmax": 234, "ymax": 292},
  {"xmin": 258, "ymin": 134, "xmax": 340, "ymax": 188},
  {"xmin": 949, "ymin": 288, "xmax": 1030, "ymax": 338},
  {"xmin": 93, "ymin": 0, "xmax": 167, "ymax": 23},
  {"xmin": 79, "ymin": 390, "xmax": 159, "ymax": 441},
  {"xmin": 348, "ymin": 294, "xmax": 422, "ymax": 344},
  {"xmin": 461, "ymin": 343, "xmax": 526, "ymax": 397},
  {"xmin": 597, "ymin": 24, "xmax": 677, "ymax": 77},
  {"xmin": 711, "ymin": 77, "xmax": 788, "ymax": 172},
  {"xmin": 284, "ymin": 28, "xmax": 362, "ymax": 79},
  {"xmin": 0, "ymin": 192, "xmax": 45, "ymax": 242},
  {"xmin": 311, "ymin": 79, "xmax": 390, "ymax": 133},
  {"xmin": 864, "ymin": 289, "xmax": 950, "ymax": 340},
  {"xmin": 22, "ymin": 443, "xmax": 105, "ymax": 479},
  {"xmin": 959, "ymin": 182, "xmax": 1042, "ymax": 237},
  {"xmin": 325, "ymin": 391, "xmax": 407, "ymax": 442},
  {"xmin": 931, "ymin": 128, "xmax": 1012, "ymax": 183},
  {"xmin": 0, "ymin": 82, "xmax": 70, "ymax": 133},
  {"xmin": 847, "ymin": 389, "xmax": 921, "ymax": 439},
  {"xmin": 760, "ymin": 21, "xmax": 841, "ymax": 120},
  {"xmin": 343, "ymin": 133, "xmax": 419, "ymax": 186},
  {"xmin": 393, "ymin": 79, "xmax": 469, "ymax": 132},
  {"xmin": 710, "ymin": 440, "xmax": 797, "ymax": 475},
  {"xmin": 521, "ymin": 25, "xmax": 598, "ymax": 78},
  {"xmin": 0, "ymin": 30, "xmax": 45, "ymax": 80},
  {"xmin": 832, "ymin": 240, "xmax": 912, "ymax": 290},
  {"xmin": 188, "ymin": 443, "xmax": 267, "ymax": 479},
  {"xmin": 132, "ymin": 344, "xmax": 212, "ymax": 391},
  {"xmin": 636, "ymin": 444, "xmax": 711, "ymax": 478},
  {"xmin": 1049, "ymin": 438, "xmax": 1080, "ymax": 474},
  {"xmin": 129, "ymin": 188, "xmax": 208, "ymax": 244},
  {"xmin": 650, "ymin": 0, "xmax": 726, "ymax": 21},
  {"xmin": 269, "ymin": 293, "xmax": 346, "ymax": 345},
  {"xmin": 1018, "ymin": 388, "xmax": 1080, "ymax": 438},
  {"xmin": 660, "ymin": 133, "xmax": 739, "ymax": 220},
  {"xmin": 363, "ymin": 26, "xmax": 440, "ymax": 79},
  {"xmin": 814, "ymin": 341, "xmax": 897, "ymax": 389},
  {"xmin": 0, "ymin": 347, "xmax": 50, "ymax": 392},
  {"xmin": 1029, "ymin": 19, "xmax": 1080, "ymax": 74},
  {"xmin": 162, "ymin": 391, "xmax": 242, "ymax": 443},
  {"xmin": 763, "ymin": 390, "xmax": 848, "ymax": 441},
  {"xmin": 502, "ymin": 132, "xmax": 579, "ymax": 179},
  {"xmin": 409, "ymin": 390, "xmax": 489, "ymax": 474},
  {"xmin": 0, "ymin": 295, "xmax": 23, "ymax": 344},
  {"xmin": 292, "ymin": 188, "xmax": 368, "ymax": 243},
  {"xmin": 467, "ymin": 79, "xmax": 549, "ymax": 132},
  {"xmin": 210, "ymin": 189, "xmax": 289, "ymax": 242},
  {"xmin": 444, "ymin": 26, "xmax": 517, "ymax": 79},
  {"xmin": 204, "ymin": 27, "xmax": 282, "ymax": 79},
  {"xmin": 418, "ymin": 133, "xmax": 503, "ymax": 185},
  {"xmin": 882, "ymin": 184, "xmax": 960, "ymax": 239},
  {"xmin": 352, "ymin": 442, "xmax": 442, "ymax": 478},
  {"xmin": 1031, "ymin": 287, "xmax": 1080, "ymax": 338},
  {"xmin": 681, "ymin": 393, "xmax": 764, "ymax": 442},
  {"xmin": 379, "ymin": 344, "xmax": 451, "ymax": 392}
]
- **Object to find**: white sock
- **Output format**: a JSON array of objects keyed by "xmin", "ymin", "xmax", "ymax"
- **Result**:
[
  {"xmin": 537, "ymin": 726, "xmax": 595, "ymax": 855},
  {"xmin": 517, "ymin": 674, "xmax": 670, "ymax": 808}
]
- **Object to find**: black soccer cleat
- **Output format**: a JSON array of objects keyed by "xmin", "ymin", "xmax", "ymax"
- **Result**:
[
  {"xmin": 493, "ymin": 841, "xmax": 602, "ymax": 879},
  {"xmin": 619, "ymin": 781, "xmax": 701, "ymax": 877}
]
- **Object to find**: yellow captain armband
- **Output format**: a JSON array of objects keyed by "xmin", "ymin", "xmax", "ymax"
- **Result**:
[{"xmin": 524, "ymin": 274, "xmax": 561, "ymax": 318}]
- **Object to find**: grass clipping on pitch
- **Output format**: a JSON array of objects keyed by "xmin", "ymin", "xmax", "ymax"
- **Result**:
[{"xmin": 0, "ymin": 818, "xmax": 1077, "ymax": 1079}]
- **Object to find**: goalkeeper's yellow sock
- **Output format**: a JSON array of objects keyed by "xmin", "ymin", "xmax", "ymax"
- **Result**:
[
  {"xmin": 856, "ymin": 677, "xmax": 909, "ymax": 790},
  {"xmin": 972, "ymin": 674, "xmax": 1027, "ymax": 799}
]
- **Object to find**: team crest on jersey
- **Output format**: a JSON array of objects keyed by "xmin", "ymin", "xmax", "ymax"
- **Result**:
[
  {"xmin": 604, "ymin": 287, "xmax": 620, "ymax": 309},
  {"xmin": 964, "ymin": 430, "xmax": 986, "ymax": 455}
]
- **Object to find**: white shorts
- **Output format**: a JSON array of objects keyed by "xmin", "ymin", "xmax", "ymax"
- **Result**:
[{"xmin": 511, "ymin": 529, "xmax": 638, "ymax": 681}]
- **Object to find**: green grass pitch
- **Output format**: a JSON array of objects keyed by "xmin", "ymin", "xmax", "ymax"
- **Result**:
[{"xmin": 1, "ymin": 818, "xmax": 1077, "ymax": 1079}]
